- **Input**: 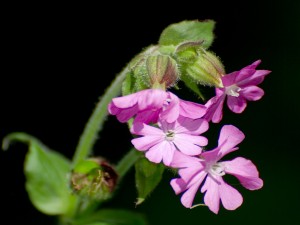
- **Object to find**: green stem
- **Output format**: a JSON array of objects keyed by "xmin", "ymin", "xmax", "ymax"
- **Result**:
[
  {"xmin": 116, "ymin": 148, "xmax": 142, "ymax": 179},
  {"xmin": 72, "ymin": 66, "xmax": 129, "ymax": 167}
]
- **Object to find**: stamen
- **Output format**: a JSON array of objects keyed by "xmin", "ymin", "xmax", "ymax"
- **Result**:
[
  {"xmin": 226, "ymin": 84, "xmax": 241, "ymax": 97},
  {"xmin": 165, "ymin": 130, "xmax": 175, "ymax": 141},
  {"xmin": 209, "ymin": 163, "xmax": 225, "ymax": 176}
]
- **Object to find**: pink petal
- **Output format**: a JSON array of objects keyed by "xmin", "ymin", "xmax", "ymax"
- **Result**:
[
  {"xmin": 179, "ymin": 166, "xmax": 205, "ymax": 184},
  {"xmin": 223, "ymin": 157, "xmax": 263, "ymax": 190},
  {"xmin": 170, "ymin": 178, "xmax": 187, "ymax": 195},
  {"xmin": 219, "ymin": 179, "xmax": 243, "ymax": 211},
  {"xmin": 146, "ymin": 141, "xmax": 174, "ymax": 164},
  {"xmin": 175, "ymin": 117, "xmax": 209, "ymax": 135},
  {"xmin": 175, "ymin": 133, "xmax": 208, "ymax": 148},
  {"xmin": 217, "ymin": 125, "xmax": 245, "ymax": 159},
  {"xmin": 135, "ymin": 109, "xmax": 160, "ymax": 124},
  {"xmin": 108, "ymin": 102, "xmax": 120, "ymax": 115},
  {"xmin": 108, "ymin": 102, "xmax": 138, "ymax": 122},
  {"xmin": 180, "ymin": 171, "xmax": 206, "ymax": 208},
  {"xmin": 160, "ymin": 92, "xmax": 180, "ymax": 123},
  {"xmin": 179, "ymin": 100, "xmax": 207, "ymax": 119},
  {"xmin": 131, "ymin": 122, "xmax": 163, "ymax": 136},
  {"xmin": 204, "ymin": 94, "xmax": 226, "ymax": 123},
  {"xmin": 112, "ymin": 92, "xmax": 139, "ymax": 108},
  {"xmin": 173, "ymin": 135, "xmax": 204, "ymax": 155},
  {"xmin": 238, "ymin": 69, "xmax": 271, "ymax": 87},
  {"xmin": 162, "ymin": 142, "xmax": 175, "ymax": 166},
  {"xmin": 222, "ymin": 60, "xmax": 270, "ymax": 88},
  {"xmin": 115, "ymin": 106, "xmax": 139, "ymax": 122},
  {"xmin": 223, "ymin": 157, "xmax": 259, "ymax": 177},
  {"xmin": 137, "ymin": 89, "xmax": 167, "ymax": 111},
  {"xmin": 234, "ymin": 68, "xmax": 256, "ymax": 84},
  {"xmin": 241, "ymin": 86, "xmax": 264, "ymax": 101},
  {"xmin": 215, "ymin": 88, "xmax": 224, "ymax": 96},
  {"xmin": 131, "ymin": 135, "xmax": 164, "ymax": 151},
  {"xmin": 201, "ymin": 175, "xmax": 221, "ymax": 214},
  {"xmin": 221, "ymin": 71, "xmax": 238, "ymax": 87},
  {"xmin": 245, "ymin": 59, "xmax": 261, "ymax": 69},
  {"xmin": 158, "ymin": 119, "xmax": 176, "ymax": 133},
  {"xmin": 180, "ymin": 182, "xmax": 200, "ymax": 208},
  {"xmin": 170, "ymin": 151, "xmax": 202, "ymax": 168},
  {"xmin": 233, "ymin": 60, "xmax": 262, "ymax": 83},
  {"xmin": 200, "ymin": 147, "xmax": 220, "ymax": 163},
  {"xmin": 227, "ymin": 95, "xmax": 247, "ymax": 113},
  {"xmin": 144, "ymin": 142, "xmax": 165, "ymax": 163},
  {"xmin": 235, "ymin": 175, "xmax": 263, "ymax": 190}
]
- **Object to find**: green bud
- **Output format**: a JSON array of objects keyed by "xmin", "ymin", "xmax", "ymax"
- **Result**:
[
  {"xmin": 146, "ymin": 55, "xmax": 179, "ymax": 89},
  {"xmin": 128, "ymin": 46, "xmax": 158, "ymax": 90},
  {"xmin": 175, "ymin": 42, "xmax": 225, "ymax": 87},
  {"xmin": 70, "ymin": 158, "xmax": 118, "ymax": 201},
  {"xmin": 126, "ymin": 45, "xmax": 179, "ymax": 91},
  {"xmin": 175, "ymin": 40, "xmax": 204, "ymax": 62}
]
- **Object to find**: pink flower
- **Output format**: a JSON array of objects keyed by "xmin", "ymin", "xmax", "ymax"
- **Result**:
[
  {"xmin": 170, "ymin": 125, "xmax": 263, "ymax": 214},
  {"xmin": 131, "ymin": 116, "xmax": 209, "ymax": 166},
  {"xmin": 204, "ymin": 60, "xmax": 271, "ymax": 123},
  {"xmin": 108, "ymin": 89, "xmax": 206, "ymax": 124}
]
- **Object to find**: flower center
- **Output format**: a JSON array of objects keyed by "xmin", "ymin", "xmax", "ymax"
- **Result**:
[
  {"xmin": 208, "ymin": 162, "xmax": 225, "ymax": 176},
  {"xmin": 165, "ymin": 130, "xmax": 175, "ymax": 141},
  {"xmin": 226, "ymin": 84, "xmax": 241, "ymax": 97}
]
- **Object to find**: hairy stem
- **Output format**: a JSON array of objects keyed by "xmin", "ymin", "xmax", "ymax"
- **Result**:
[
  {"xmin": 72, "ymin": 66, "xmax": 129, "ymax": 167},
  {"xmin": 116, "ymin": 148, "xmax": 142, "ymax": 179}
]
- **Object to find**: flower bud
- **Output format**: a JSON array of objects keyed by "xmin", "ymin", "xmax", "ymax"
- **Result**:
[
  {"xmin": 128, "ymin": 46, "xmax": 158, "ymax": 90},
  {"xmin": 127, "ymin": 45, "xmax": 180, "ymax": 91},
  {"xmin": 146, "ymin": 55, "xmax": 179, "ymax": 89},
  {"xmin": 175, "ymin": 42, "xmax": 225, "ymax": 87},
  {"xmin": 70, "ymin": 158, "xmax": 118, "ymax": 200}
]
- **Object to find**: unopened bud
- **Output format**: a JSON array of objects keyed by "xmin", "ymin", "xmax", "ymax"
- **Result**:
[
  {"xmin": 146, "ymin": 55, "xmax": 179, "ymax": 88},
  {"xmin": 128, "ymin": 46, "xmax": 158, "ymax": 90},
  {"xmin": 175, "ymin": 42, "xmax": 224, "ymax": 87},
  {"xmin": 126, "ymin": 46, "xmax": 180, "ymax": 91},
  {"xmin": 70, "ymin": 158, "xmax": 118, "ymax": 200}
]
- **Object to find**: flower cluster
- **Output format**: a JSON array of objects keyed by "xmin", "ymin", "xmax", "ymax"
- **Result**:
[{"xmin": 108, "ymin": 60, "xmax": 270, "ymax": 213}]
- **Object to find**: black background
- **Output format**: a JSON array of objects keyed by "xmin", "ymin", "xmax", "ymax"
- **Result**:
[{"xmin": 1, "ymin": 1, "xmax": 300, "ymax": 224}]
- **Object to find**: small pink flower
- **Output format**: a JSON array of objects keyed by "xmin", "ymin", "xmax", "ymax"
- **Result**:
[
  {"xmin": 108, "ymin": 89, "xmax": 206, "ymax": 124},
  {"xmin": 204, "ymin": 60, "xmax": 271, "ymax": 123},
  {"xmin": 131, "ymin": 116, "xmax": 209, "ymax": 166},
  {"xmin": 170, "ymin": 125, "xmax": 263, "ymax": 214}
]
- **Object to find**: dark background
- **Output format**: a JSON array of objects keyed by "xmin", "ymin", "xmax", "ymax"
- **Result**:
[{"xmin": 1, "ymin": 1, "xmax": 300, "ymax": 224}]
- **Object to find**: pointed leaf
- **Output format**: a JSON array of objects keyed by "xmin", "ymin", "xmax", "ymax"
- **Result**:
[
  {"xmin": 135, "ymin": 157, "xmax": 165, "ymax": 205},
  {"xmin": 159, "ymin": 20, "xmax": 215, "ymax": 48},
  {"xmin": 3, "ymin": 133, "xmax": 77, "ymax": 216}
]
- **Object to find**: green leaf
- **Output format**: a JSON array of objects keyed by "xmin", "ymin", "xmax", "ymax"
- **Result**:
[
  {"xmin": 73, "ymin": 209, "xmax": 148, "ymax": 225},
  {"xmin": 159, "ymin": 20, "xmax": 215, "ymax": 49},
  {"xmin": 135, "ymin": 157, "xmax": 165, "ymax": 205},
  {"xmin": 3, "ymin": 133, "xmax": 78, "ymax": 216},
  {"xmin": 180, "ymin": 74, "xmax": 205, "ymax": 100}
]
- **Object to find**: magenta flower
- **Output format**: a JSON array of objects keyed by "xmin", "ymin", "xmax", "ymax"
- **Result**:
[
  {"xmin": 131, "ymin": 116, "xmax": 209, "ymax": 166},
  {"xmin": 204, "ymin": 60, "xmax": 271, "ymax": 123},
  {"xmin": 108, "ymin": 89, "xmax": 206, "ymax": 124},
  {"xmin": 170, "ymin": 125, "xmax": 263, "ymax": 214}
]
